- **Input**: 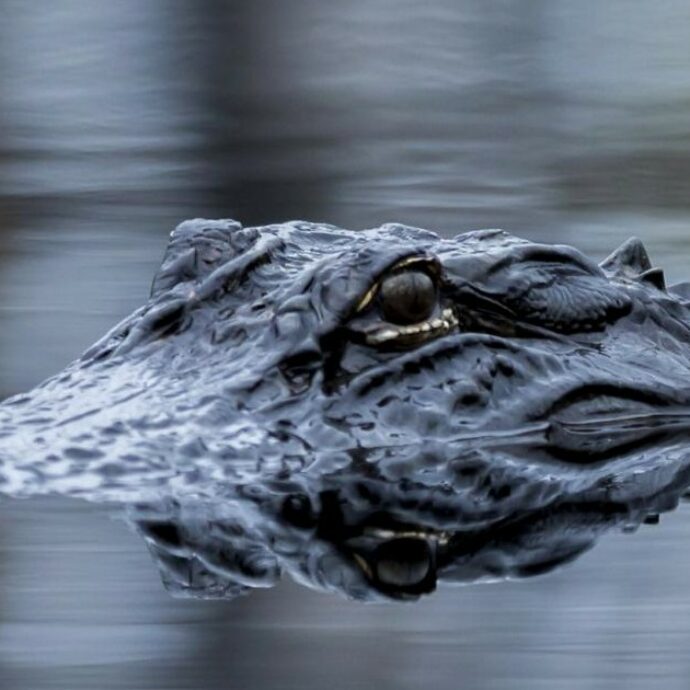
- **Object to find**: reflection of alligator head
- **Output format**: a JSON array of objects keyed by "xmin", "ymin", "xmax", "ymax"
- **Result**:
[
  {"xmin": 2, "ymin": 219, "xmax": 690, "ymax": 599},
  {"xmin": 132, "ymin": 441, "xmax": 690, "ymax": 602}
]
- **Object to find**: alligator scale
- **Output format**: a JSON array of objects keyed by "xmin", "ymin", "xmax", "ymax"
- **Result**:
[{"xmin": 2, "ymin": 219, "xmax": 690, "ymax": 601}]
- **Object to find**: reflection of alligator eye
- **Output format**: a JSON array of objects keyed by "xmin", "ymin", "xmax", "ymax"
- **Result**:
[
  {"xmin": 380, "ymin": 271, "xmax": 436, "ymax": 325},
  {"xmin": 372, "ymin": 537, "xmax": 435, "ymax": 589}
]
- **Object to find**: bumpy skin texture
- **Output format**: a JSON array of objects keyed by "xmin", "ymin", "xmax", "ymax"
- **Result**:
[{"xmin": 2, "ymin": 219, "xmax": 690, "ymax": 600}]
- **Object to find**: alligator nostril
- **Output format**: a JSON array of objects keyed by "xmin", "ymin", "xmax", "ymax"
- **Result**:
[
  {"xmin": 372, "ymin": 537, "xmax": 434, "ymax": 588},
  {"xmin": 282, "ymin": 493, "xmax": 316, "ymax": 528}
]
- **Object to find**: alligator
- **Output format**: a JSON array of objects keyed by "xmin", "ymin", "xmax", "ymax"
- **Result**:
[{"xmin": 3, "ymin": 218, "xmax": 690, "ymax": 601}]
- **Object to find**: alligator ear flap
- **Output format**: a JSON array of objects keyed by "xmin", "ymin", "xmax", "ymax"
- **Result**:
[
  {"xmin": 599, "ymin": 237, "xmax": 652, "ymax": 276},
  {"xmin": 638, "ymin": 267, "xmax": 666, "ymax": 290},
  {"xmin": 150, "ymin": 219, "xmax": 252, "ymax": 298},
  {"xmin": 600, "ymin": 237, "xmax": 666, "ymax": 290}
]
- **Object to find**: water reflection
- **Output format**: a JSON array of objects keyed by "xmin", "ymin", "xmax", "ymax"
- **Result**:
[{"xmin": 130, "ymin": 439, "xmax": 690, "ymax": 603}]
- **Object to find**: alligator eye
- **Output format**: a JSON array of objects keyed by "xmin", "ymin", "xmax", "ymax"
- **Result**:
[
  {"xmin": 348, "ymin": 258, "xmax": 455, "ymax": 348},
  {"xmin": 380, "ymin": 271, "xmax": 436, "ymax": 325}
]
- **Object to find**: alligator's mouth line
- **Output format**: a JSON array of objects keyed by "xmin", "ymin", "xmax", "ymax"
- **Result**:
[
  {"xmin": 553, "ymin": 411, "xmax": 690, "ymax": 432},
  {"xmin": 446, "ymin": 410, "xmax": 690, "ymax": 453},
  {"xmin": 303, "ymin": 411, "xmax": 690, "ymax": 476}
]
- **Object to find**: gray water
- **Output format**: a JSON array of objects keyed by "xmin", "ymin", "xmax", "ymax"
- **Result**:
[{"xmin": 1, "ymin": 2, "xmax": 690, "ymax": 688}]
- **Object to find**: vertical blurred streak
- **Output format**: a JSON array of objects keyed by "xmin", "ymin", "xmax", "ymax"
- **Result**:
[
  {"xmin": 183, "ymin": 0, "xmax": 565, "ymax": 237},
  {"xmin": 176, "ymin": 0, "xmax": 345, "ymax": 225}
]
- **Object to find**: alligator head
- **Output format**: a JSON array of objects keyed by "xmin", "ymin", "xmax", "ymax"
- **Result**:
[{"xmin": 2, "ymin": 219, "xmax": 690, "ymax": 599}]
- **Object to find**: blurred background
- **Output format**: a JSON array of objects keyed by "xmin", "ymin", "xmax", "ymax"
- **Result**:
[{"xmin": 1, "ymin": 1, "xmax": 690, "ymax": 688}]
